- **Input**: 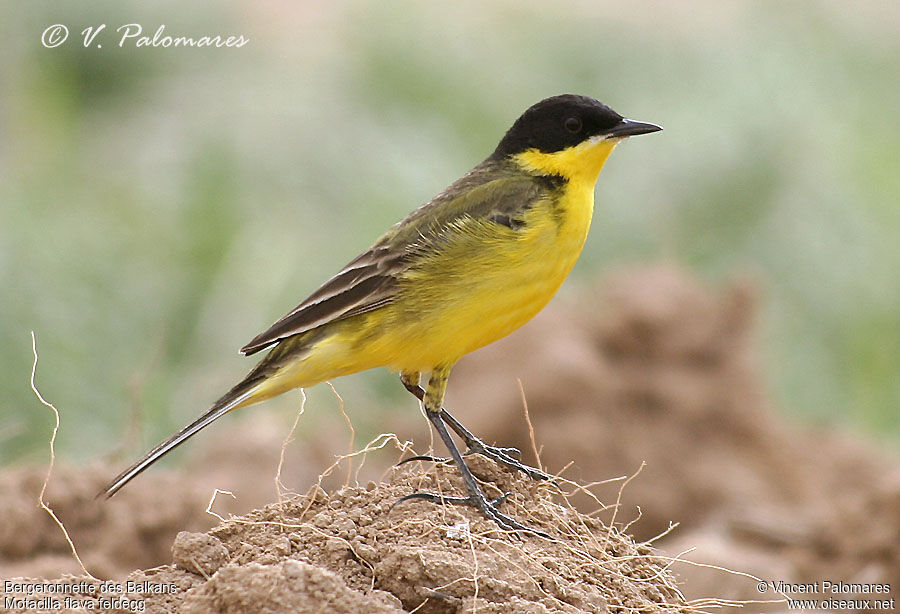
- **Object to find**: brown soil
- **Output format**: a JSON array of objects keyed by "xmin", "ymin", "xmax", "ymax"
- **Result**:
[
  {"xmin": 3, "ymin": 457, "xmax": 693, "ymax": 613},
  {"xmin": 3, "ymin": 266, "xmax": 899, "ymax": 612}
]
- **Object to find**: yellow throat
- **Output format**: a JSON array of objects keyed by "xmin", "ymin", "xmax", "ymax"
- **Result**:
[{"xmin": 512, "ymin": 136, "xmax": 620, "ymax": 186}]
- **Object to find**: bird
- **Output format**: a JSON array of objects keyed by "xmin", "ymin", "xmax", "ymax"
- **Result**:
[{"xmin": 101, "ymin": 94, "xmax": 661, "ymax": 533}]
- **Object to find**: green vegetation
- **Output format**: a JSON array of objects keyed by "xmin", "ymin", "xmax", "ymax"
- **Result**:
[{"xmin": 2, "ymin": 1, "xmax": 898, "ymax": 462}]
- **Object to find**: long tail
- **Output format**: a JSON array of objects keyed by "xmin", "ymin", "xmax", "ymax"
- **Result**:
[{"xmin": 99, "ymin": 375, "xmax": 264, "ymax": 498}]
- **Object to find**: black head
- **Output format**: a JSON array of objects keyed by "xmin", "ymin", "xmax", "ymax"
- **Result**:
[{"xmin": 491, "ymin": 94, "xmax": 661, "ymax": 159}]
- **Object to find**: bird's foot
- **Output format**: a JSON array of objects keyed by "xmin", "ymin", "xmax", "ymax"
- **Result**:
[
  {"xmin": 397, "ymin": 443, "xmax": 552, "ymax": 483},
  {"xmin": 400, "ymin": 382, "xmax": 552, "ymax": 482},
  {"xmin": 461, "ymin": 438, "xmax": 553, "ymax": 482},
  {"xmin": 394, "ymin": 489, "xmax": 550, "ymax": 538}
]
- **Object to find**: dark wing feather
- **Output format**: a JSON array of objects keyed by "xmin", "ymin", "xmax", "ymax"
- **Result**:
[
  {"xmin": 240, "ymin": 159, "xmax": 558, "ymax": 356},
  {"xmin": 240, "ymin": 248, "xmax": 403, "ymax": 355}
]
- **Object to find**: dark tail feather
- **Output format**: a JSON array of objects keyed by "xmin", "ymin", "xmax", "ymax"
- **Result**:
[{"xmin": 99, "ymin": 376, "xmax": 262, "ymax": 499}]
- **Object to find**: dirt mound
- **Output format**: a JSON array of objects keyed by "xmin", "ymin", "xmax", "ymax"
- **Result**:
[{"xmin": 3, "ymin": 457, "xmax": 696, "ymax": 613}]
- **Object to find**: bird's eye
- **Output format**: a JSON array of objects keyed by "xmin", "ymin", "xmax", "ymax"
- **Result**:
[{"xmin": 564, "ymin": 117, "xmax": 582, "ymax": 133}]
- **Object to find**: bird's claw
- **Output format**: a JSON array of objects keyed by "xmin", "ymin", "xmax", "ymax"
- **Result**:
[
  {"xmin": 393, "ymin": 489, "xmax": 550, "ymax": 538},
  {"xmin": 463, "ymin": 440, "xmax": 553, "ymax": 482},
  {"xmin": 396, "ymin": 454, "xmax": 451, "ymax": 467},
  {"xmin": 396, "ymin": 444, "xmax": 552, "ymax": 483}
]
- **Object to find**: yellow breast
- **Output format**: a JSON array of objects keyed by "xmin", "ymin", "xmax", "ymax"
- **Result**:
[{"xmin": 370, "ymin": 178, "xmax": 599, "ymax": 371}]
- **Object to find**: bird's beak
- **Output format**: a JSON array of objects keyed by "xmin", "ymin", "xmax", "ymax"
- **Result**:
[{"xmin": 603, "ymin": 118, "xmax": 663, "ymax": 138}]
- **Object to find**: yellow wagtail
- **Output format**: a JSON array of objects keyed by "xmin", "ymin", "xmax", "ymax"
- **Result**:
[{"xmin": 102, "ymin": 94, "xmax": 661, "ymax": 533}]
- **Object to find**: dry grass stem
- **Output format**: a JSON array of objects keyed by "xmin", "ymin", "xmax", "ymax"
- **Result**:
[
  {"xmin": 29, "ymin": 331, "xmax": 96, "ymax": 580},
  {"xmin": 205, "ymin": 488, "xmax": 237, "ymax": 522},
  {"xmin": 275, "ymin": 388, "xmax": 307, "ymax": 502}
]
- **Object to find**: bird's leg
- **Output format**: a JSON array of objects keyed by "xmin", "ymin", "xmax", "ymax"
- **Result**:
[
  {"xmin": 400, "ymin": 371, "xmax": 424, "ymax": 399},
  {"xmin": 395, "ymin": 366, "xmax": 549, "ymax": 537},
  {"xmin": 439, "ymin": 410, "xmax": 553, "ymax": 481},
  {"xmin": 398, "ymin": 371, "xmax": 446, "ymax": 464},
  {"xmin": 398, "ymin": 372, "xmax": 553, "ymax": 481}
]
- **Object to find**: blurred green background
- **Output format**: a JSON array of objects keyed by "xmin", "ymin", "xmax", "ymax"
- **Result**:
[{"xmin": 2, "ymin": 0, "xmax": 898, "ymax": 464}]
